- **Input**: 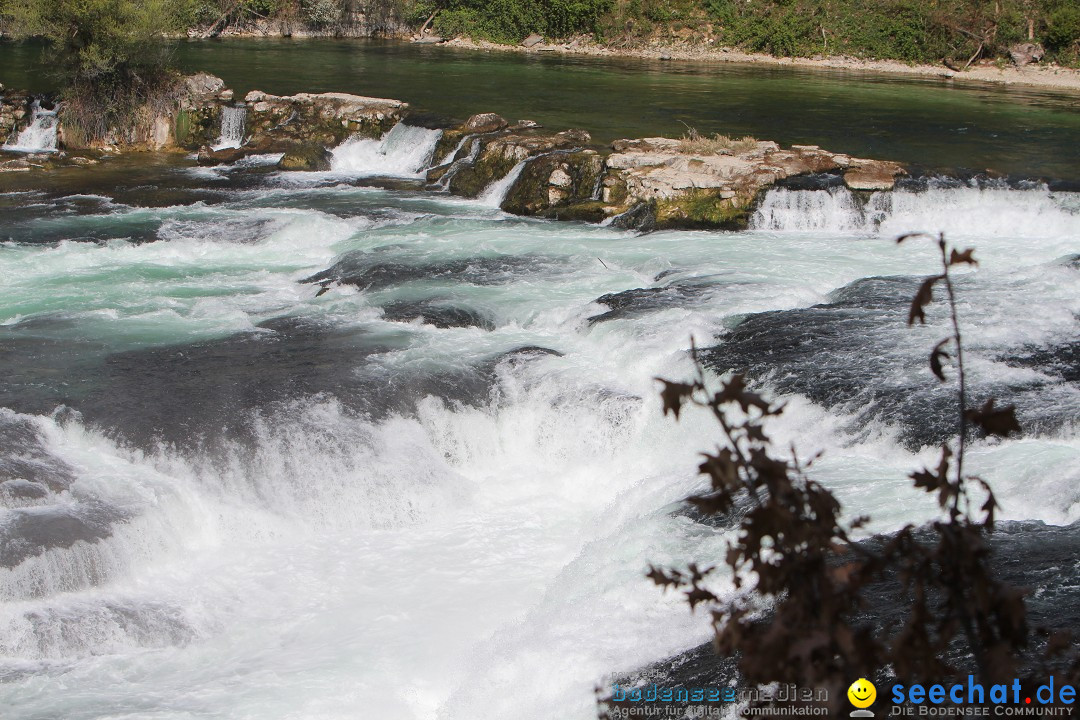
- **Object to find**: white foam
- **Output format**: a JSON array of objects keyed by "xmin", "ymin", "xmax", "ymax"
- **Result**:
[
  {"xmin": 330, "ymin": 123, "xmax": 443, "ymax": 177},
  {"xmin": 753, "ymin": 185, "xmax": 1080, "ymax": 238},
  {"xmin": 477, "ymin": 159, "xmax": 528, "ymax": 208},
  {"xmin": 2, "ymin": 100, "xmax": 59, "ymax": 154}
]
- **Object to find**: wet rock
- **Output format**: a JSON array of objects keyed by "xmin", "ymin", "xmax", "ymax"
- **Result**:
[
  {"xmin": 609, "ymin": 201, "xmax": 657, "ymax": 233},
  {"xmin": 588, "ymin": 281, "xmax": 712, "ymax": 324},
  {"xmin": 243, "ymin": 89, "xmax": 406, "ymax": 148},
  {"xmin": 502, "ymin": 150, "xmax": 604, "ymax": 216},
  {"xmin": 196, "ymin": 136, "xmax": 288, "ymax": 166},
  {"xmin": 381, "ymin": 299, "xmax": 495, "ymax": 330},
  {"xmin": 278, "ymin": 143, "xmax": 333, "ymax": 171}
]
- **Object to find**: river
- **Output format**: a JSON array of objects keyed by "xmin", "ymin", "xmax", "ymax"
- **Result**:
[{"xmin": 0, "ymin": 39, "xmax": 1078, "ymax": 720}]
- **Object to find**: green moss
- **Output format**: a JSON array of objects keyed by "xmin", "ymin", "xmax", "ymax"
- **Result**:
[
  {"xmin": 502, "ymin": 151, "xmax": 604, "ymax": 215},
  {"xmin": 654, "ymin": 189, "xmax": 751, "ymax": 230}
]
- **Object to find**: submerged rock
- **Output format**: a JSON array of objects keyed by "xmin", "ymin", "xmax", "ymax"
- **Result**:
[{"xmin": 381, "ymin": 299, "xmax": 495, "ymax": 330}]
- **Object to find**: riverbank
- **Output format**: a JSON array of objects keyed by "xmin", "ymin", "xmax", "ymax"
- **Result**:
[{"xmin": 432, "ymin": 36, "xmax": 1080, "ymax": 93}]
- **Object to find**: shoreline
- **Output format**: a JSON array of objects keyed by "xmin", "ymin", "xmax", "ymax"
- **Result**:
[{"xmin": 427, "ymin": 36, "xmax": 1080, "ymax": 94}]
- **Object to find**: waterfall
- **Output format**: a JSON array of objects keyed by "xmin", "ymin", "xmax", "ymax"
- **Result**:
[
  {"xmin": 2, "ymin": 100, "xmax": 59, "ymax": 154},
  {"xmin": 478, "ymin": 160, "xmax": 529, "ymax": 208},
  {"xmin": 751, "ymin": 184, "xmax": 1080, "ymax": 238},
  {"xmin": 212, "ymin": 105, "xmax": 247, "ymax": 150},
  {"xmin": 751, "ymin": 187, "xmax": 867, "ymax": 232},
  {"xmin": 436, "ymin": 136, "xmax": 470, "ymax": 168},
  {"xmin": 329, "ymin": 122, "xmax": 443, "ymax": 177},
  {"xmin": 436, "ymin": 138, "xmax": 481, "ymax": 190}
]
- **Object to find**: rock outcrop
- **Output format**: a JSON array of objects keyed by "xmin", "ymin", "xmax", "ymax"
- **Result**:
[
  {"xmin": 4, "ymin": 74, "xmax": 914, "ymax": 232},
  {"xmin": 430, "ymin": 127, "xmax": 593, "ymax": 198},
  {"xmin": 595, "ymin": 137, "xmax": 905, "ymax": 230},
  {"xmin": 0, "ymin": 91, "xmax": 31, "ymax": 148},
  {"xmin": 243, "ymin": 90, "xmax": 405, "ymax": 148}
]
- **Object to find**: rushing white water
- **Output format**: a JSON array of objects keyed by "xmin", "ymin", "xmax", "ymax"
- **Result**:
[
  {"xmin": 752, "ymin": 183, "xmax": 1080, "ymax": 237},
  {"xmin": 212, "ymin": 105, "xmax": 247, "ymax": 150},
  {"xmin": 330, "ymin": 122, "xmax": 443, "ymax": 177},
  {"xmin": 2, "ymin": 100, "xmax": 59, "ymax": 154},
  {"xmin": 478, "ymin": 159, "xmax": 528, "ymax": 207},
  {"xmin": 0, "ymin": 177, "xmax": 1078, "ymax": 720}
]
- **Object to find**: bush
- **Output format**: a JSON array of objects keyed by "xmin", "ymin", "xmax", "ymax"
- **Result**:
[
  {"xmin": 433, "ymin": 0, "xmax": 611, "ymax": 42},
  {"xmin": 1045, "ymin": 5, "xmax": 1080, "ymax": 53}
]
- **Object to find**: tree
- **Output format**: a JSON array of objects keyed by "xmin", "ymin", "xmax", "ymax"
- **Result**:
[{"xmin": 6, "ymin": 0, "xmax": 192, "ymax": 143}]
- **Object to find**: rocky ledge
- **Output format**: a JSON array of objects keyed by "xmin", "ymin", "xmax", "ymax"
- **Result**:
[
  {"xmin": 4, "ymin": 73, "xmax": 909, "ymax": 231},
  {"xmin": 420, "ymin": 119, "xmax": 905, "ymax": 230}
]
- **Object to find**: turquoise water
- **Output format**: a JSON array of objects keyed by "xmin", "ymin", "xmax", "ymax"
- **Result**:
[{"xmin": 0, "ymin": 40, "xmax": 1079, "ymax": 720}]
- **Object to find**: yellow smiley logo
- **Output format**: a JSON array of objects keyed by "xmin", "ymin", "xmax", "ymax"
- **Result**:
[{"xmin": 847, "ymin": 678, "xmax": 876, "ymax": 709}]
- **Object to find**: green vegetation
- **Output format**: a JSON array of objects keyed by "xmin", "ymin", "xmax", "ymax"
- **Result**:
[
  {"xmin": 602, "ymin": 0, "xmax": 1080, "ymax": 67},
  {"xmin": 426, "ymin": 0, "xmax": 613, "ymax": 45},
  {"xmin": 4, "ymin": 0, "xmax": 191, "ymax": 143}
]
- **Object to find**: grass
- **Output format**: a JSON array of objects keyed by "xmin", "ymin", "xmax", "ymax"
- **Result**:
[{"xmin": 676, "ymin": 126, "xmax": 758, "ymax": 155}]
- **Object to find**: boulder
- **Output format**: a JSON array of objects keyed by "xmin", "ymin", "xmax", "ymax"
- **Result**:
[
  {"xmin": 278, "ymin": 143, "xmax": 333, "ymax": 171},
  {"xmin": 183, "ymin": 73, "xmax": 226, "ymax": 105},
  {"xmin": 522, "ymin": 33, "xmax": 544, "ymax": 48},
  {"xmin": 843, "ymin": 159, "xmax": 906, "ymax": 191},
  {"xmin": 463, "ymin": 113, "xmax": 509, "ymax": 134},
  {"xmin": 1009, "ymin": 43, "xmax": 1045, "ymax": 67},
  {"xmin": 502, "ymin": 150, "xmax": 604, "ymax": 217},
  {"xmin": 610, "ymin": 201, "xmax": 657, "ymax": 233}
]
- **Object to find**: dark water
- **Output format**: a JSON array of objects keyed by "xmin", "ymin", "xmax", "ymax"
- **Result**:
[{"xmin": 3, "ymin": 38, "xmax": 1080, "ymax": 178}]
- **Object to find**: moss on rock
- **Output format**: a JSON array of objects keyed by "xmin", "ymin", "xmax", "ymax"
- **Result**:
[
  {"xmin": 278, "ymin": 143, "xmax": 333, "ymax": 171},
  {"xmin": 654, "ymin": 189, "xmax": 754, "ymax": 230}
]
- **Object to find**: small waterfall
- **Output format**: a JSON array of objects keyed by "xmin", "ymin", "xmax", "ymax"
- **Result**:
[
  {"xmin": 751, "ymin": 184, "xmax": 1080, "ymax": 237},
  {"xmin": 436, "ymin": 136, "xmax": 470, "ymax": 168},
  {"xmin": 212, "ymin": 105, "xmax": 247, "ymax": 150},
  {"xmin": 478, "ymin": 160, "xmax": 529, "ymax": 208},
  {"xmin": 751, "ymin": 187, "xmax": 866, "ymax": 232},
  {"xmin": 2, "ymin": 100, "xmax": 59, "ymax": 154},
  {"xmin": 436, "ymin": 138, "xmax": 481, "ymax": 190},
  {"xmin": 330, "ymin": 122, "xmax": 443, "ymax": 177}
]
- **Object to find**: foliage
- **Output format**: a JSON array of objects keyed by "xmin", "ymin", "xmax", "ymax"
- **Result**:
[
  {"xmin": 432, "ymin": 0, "xmax": 612, "ymax": 43},
  {"xmin": 594, "ymin": 0, "xmax": 1079, "ymax": 67},
  {"xmin": 5, "ymin": 0, "xmax": 190, "ymax": 143},
  {"xmin": 1045, "ymin": 5, "xmax": 1080, "ymax": 56},
  {"xmin": 7, "ymin": 0, "xmax": 187, "ymax": 82},
  {"xmin": 611, "ymin": 234, "xmax": 1077, "ymax": 716}
]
